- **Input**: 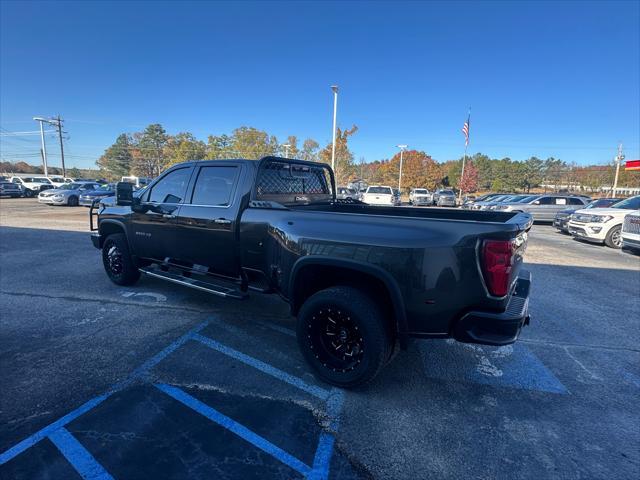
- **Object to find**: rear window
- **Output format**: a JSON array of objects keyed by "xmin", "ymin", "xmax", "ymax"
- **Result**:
[
  {"xmin": 191, "ymin": 166, "xmax": 239, "ymax": 206},
  {"xmin": 367, "ymin": 187, "xmax": 392, "ymax": 194},
  {"xmin": 255, "ymin": 160, "xmax": 333, "ymax": 205}
]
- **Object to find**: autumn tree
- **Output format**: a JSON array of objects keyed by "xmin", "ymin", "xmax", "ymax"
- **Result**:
[
  {"xmin": 319, "ymin": 125, "xmax": 358, "ymax": 185},
  {"xmin": 96, "ymin": 133, "xmax": 134, "ymax": 179},
  {"xmin": 206, "ymin": 134, "xmax": 233, "ymax": 159},
  {"xmin": 164, "ymin": 132, "xmax": 206, "ymax": 166},
  {"xmin": 131, "ymin": 124, "xmax": 169, "ymax": 177},
  {"xmin": 300, "ymin": 138, "xmax": 320, "ymax": 162},
  {"xmin": 282, "ymin": 135, "xmax": 300, "ymax": 158},
  {"xmin": 458, "ymin": 160, "xmax": 479, "ymax": 193},
  {"xmin": 229, "ymin": 126, "xmax": 279, "ymax": 159}
]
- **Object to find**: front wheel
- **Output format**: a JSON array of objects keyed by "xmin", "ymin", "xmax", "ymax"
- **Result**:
[
  {"xmin": 102, "ymin": 233, "xmax": 140, "ymax": 285},
  {"xmin": 604, "ymin": 225, "xmax": 622, "ymax": 249},
  {"xmin": 296, "ymin": 286, "xmax": 391, "ymax": 388},
  {"xmin": 67, "ymin": 196, "xmax": 79, "ymax": 206}
]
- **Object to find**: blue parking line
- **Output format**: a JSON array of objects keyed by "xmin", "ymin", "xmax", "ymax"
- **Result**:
[
  {"xmin": 0, "ymin": 321, "xmax": 210, "ymax": 465},
  {"xmin": 420, "ymin": 341, "xmax": 567, "ymax": 394},
  {"xmin": 192, "ymin": 332, "xmax": 330, "ymax": 400},
  {"xmin": 0, "ymin": 393, "xmax": 110, "ymax": 465},
  {"xmin": 308, "ymin": 389, "xmax": 345, "ymax": 480},
  {"xmin": 155, "ymin": 383, "xmax": 312, "ymax": 476},
  {"xmin": 48, "ymin": 428, "xmax": 114, "ymax": 480}
]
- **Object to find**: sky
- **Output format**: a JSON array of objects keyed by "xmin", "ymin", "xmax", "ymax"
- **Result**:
[{"xmin": 1, "ymin": 0, "xmax": 639, "ymax": 170}]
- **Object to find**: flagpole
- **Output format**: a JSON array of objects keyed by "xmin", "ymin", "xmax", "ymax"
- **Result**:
[
  {"xmin": 458, "ymin": 143, "xmax": 468, "ymax": 203},
  {"xmin": 458, "ymin": 108, "xmax": 470, "ymax": 203}
]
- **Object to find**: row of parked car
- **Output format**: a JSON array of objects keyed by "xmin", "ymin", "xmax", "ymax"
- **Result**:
[
  {"xmin": 0, "ymin": 175, "xmax": 150, "ymax": 206},
  {"xmin": 462, "ymin": 192, "xmax": 640, "ymax": 251},
  {"xmin": 336, "ymin": 185, "xmax": 458, "ymax": 207}
]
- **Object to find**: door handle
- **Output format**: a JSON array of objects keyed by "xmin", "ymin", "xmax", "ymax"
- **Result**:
[
  {"xmin": 214, "ymin": 218, "xmax": 231, "ymax": 224},
  {"xmin": 162, "ymin": 213, "xmax": 176, "ymax": 219}
]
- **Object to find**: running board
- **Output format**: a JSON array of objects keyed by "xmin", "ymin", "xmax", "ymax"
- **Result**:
[{"xmin": 139, "ymin": 267, "xmax": 247, "ymax": 299}]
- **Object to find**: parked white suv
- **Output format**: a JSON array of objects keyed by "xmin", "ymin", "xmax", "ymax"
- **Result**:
[
  {"xmin": 9, "ymin": 176, "xmax": 54, "ymax": 197},
  {"xmin": 568, "ymin": 196, "xmax": 640, "ymax": 249},
  {"xmin": 621, "ymin": 210, "xmax": 640, "ymax": 252},
  {"xmin": 362, "ymin": 186, "xmax": 398, "ymax": 206},
  {"xmin": 409, "ymin": 188, "xmax": 432, "ymax": 206}
]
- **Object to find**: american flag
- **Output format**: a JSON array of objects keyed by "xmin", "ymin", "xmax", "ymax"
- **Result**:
[{"xmin": 461, "ymin": 113, "xmax": 470, "ymax": 146}]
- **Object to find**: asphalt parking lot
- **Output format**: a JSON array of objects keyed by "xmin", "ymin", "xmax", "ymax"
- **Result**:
[{"xmin": 1, "ymin": 198, "xmax": 639, "ymax": 480}]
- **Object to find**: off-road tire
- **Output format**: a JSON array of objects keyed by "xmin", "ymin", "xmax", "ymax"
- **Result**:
[
  {"xmin": 102, "ymin": 233, "xmax": 140, "ymax": 285},
  {"xmin": 296, "ymin": 286, "xmax": 391, "ymax": 388},
  {"xmin": 604, "ymin": 225, "xmax": 622, "ymax": 249}
]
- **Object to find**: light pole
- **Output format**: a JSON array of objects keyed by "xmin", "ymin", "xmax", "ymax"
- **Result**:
[
  {"xmin": 33, "ymin": 117, "xmax": 49, "ymax": 176},
  {"xmin": 612, "ymin": 143, "xmax": 624, "ymax": 198},
  {"xmin": 330, "ymin": 85, "xmax": 339, "ymax": 175},
  {"xmin": 34, "ymin": 116, "xmax": 66, "ymax": 177},
  {"xmin": 397, "ymin": 144, "xmax": 407, "ymax": 192},
  {"xmin": 282, "ymin": 144, "xmax": 291, "ymax": 158}
]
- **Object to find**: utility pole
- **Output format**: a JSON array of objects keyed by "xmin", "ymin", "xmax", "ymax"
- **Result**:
[
  {"xmin": 282, "ymin": 143, "xmax": 291, "ymax": 158},
  {"xmin": 34, "ymin": 116, "xmax": 67, "ymax": 176},
  {"xmin": 330, "ymin": 85, "xmax": 339, "ymax": 175},
  {"xmin": 397, "ymin": 144, "xmax": 407, "ymax": 191},
  {"xmin": 34, "ymin": 118, "xmax": 48, "ymax": 176},
  {"xmin": 612, "ymin": 143, "xmax": 624, "ymax": 198},
  {"xmin": 55, "ymin": 116, "xmax": 66, "ymax": 177}
]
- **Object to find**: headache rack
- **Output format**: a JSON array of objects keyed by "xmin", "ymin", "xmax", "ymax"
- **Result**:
[{"xmin": 253, "ymin": 157, "xmax": 335, "ymax": 206}]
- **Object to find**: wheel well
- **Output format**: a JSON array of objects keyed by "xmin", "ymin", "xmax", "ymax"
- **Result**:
[
  {"xmin": 291, "ymin": 264, "xmax": 399, "ymax": 337},
  {"xmin": 99, "ymin": 222, "xmax": 125, "ymax": 247}
]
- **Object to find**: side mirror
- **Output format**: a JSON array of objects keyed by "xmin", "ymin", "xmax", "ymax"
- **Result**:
[
  {"xmin": 116, "ymin": 182, "xmax": 134, "ymax": 206},
  {"xmin": 532, "ymin": 200, "xmax": 540, "ymax": 205}
]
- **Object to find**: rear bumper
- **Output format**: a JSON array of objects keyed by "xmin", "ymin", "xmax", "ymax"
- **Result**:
[{"xmin": 453, "ymin": 269, "xmax": 531, "ymax": 346}]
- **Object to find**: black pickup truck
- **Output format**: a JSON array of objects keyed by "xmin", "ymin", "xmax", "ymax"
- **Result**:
[{"xmin": 90, "ymin": 157, "xmax": 532, "ymax": 387}]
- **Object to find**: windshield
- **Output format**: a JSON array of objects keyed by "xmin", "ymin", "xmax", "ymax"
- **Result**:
[
  {"xmin": 439, "ymin": 190, "xmax": 454, "ymax": 195},
  {"xmin": 367, "ymin": 187, "xmax": 392, "ymax": 194},
  {"xmin": 611, "ymin": 196, "xmax": 640, "ymax": 210},
  {"xmin": 414, "ymin": 189, "xmax": 428, "ymax": 194},
  {"xmin": 22, "ymin": 177, "xmax": 48, "ymax": 183},
  {"xmin": 58, "ymin": 183, "xmax": 85, "ymax": 190},
  {"xmin": 586, "ymin": 198, "xmax": 618, "ymax": 209},
  {"xmin": 516, "ymin": 195, "xmax": 540, "ymax": 203},
  {"xmin": 502, "ymin": 194, "xmax": 529, "ymax": 202}
]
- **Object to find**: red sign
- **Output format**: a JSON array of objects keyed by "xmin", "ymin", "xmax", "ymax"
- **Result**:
[{"xmin": 625, "ymin": 160, "xmax": 640, "ymax": 171}]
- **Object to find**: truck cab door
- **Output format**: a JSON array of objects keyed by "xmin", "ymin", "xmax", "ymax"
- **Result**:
[
  {"xmin": 174, "ymin": 163, "xmax": 243, "ymax": 278},
  {"xmin": 130, "ymin": 166, "xmax": 194, "ymax": 262}
]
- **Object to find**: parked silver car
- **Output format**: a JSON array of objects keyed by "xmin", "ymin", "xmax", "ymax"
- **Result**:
[
  {"xmin": 336, "ymin": 186, "xmax": 359, "ymax": 201},
  {"xmin": 38, "ymin": 181, "xmax": 103, "ymax": 206},
  {"xmin": 432, "ymin": 189, "xmax": 456, "ymax": 207},
  {"xmin": 492, "ymin": 194, "xmax": 590, "ymax": 222}
]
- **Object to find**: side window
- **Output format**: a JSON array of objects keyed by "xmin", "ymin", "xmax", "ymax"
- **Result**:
[
  {"xmin": 537, "ymin": 196, "xmax": 556, "ymax": 205},
  {"xmin": 190, "ymin": 166, "xmax": 239, "ymax": 206},
  {"xmin": 555, "ymin": 197, "xmax": 567, "ymax": 205},
  {"xmin": 148, "ymin": 168, "xmax": 192, "ymax": 204},
  {"xmin": 83, "ymin": 184, "xmax": 95, "ymax": 191},
  {"xmin": 567, "ymin": 197, "xmax": 584, "ymax": 205}
]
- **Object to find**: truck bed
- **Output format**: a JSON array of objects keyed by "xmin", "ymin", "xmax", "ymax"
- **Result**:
[{"xmin": 291, "ymin": 202, "xmax": 530, "ymax": 228}]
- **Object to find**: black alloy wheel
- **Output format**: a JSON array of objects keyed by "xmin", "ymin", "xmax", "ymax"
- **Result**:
[
  {"xmin": 308, "ymin": 307, "xmax": 364, "ymax": 373},
  {"xmin": 101, "ymin": 233, "xmax": 140, "ymax": 285},
  {"xmin": 296, "ymin": 286, "xmax": 391, "ymax": 388}
]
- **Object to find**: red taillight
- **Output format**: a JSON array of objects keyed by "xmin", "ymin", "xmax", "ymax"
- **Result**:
[{"xmin": 481, "ymin": 239, "xmax": 515, "ymax": 297}]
